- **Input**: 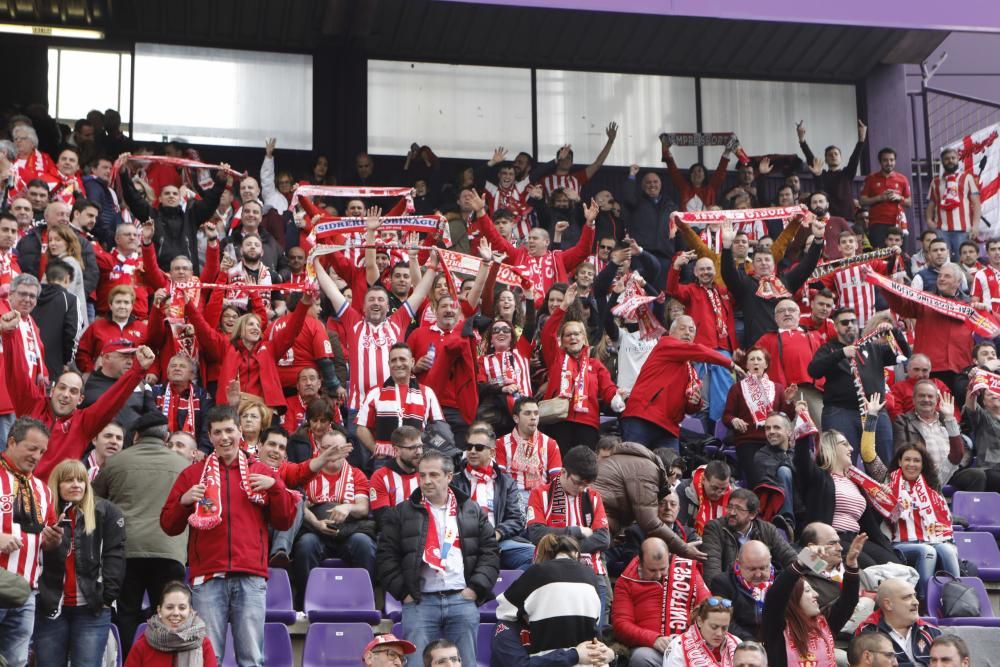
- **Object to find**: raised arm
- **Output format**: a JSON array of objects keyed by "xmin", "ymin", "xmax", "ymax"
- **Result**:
[
  {"xmin": 313, "ymin": 255, "xmax": 347, "ymax": 314},
  {"xmin": 584, "ymin": 122, "xmax": 618, "ymax": 180},
  {"xmin": 559, "ymin": 199, "xmax": 598, "ymax": 272},
  {"xmin": 403, "ymin": 250, "xmax": 440, "ymax": 315},
  {"xmin": 362, "ymin": 206, "xmax": 383, "ymax": 287},
  {"xmin": 464, "ymin": 239, "xmax": 495, "ymax": 311},
  {"xmin": 844, "ymin": 120, "xmax": 868, "ymax": 178}
]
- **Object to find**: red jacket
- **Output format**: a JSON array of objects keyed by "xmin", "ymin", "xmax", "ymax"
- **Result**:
[
  {"xmin": 187, "ymin": 297, "xmax": 308, "ymax": 407},
  {"xmin": 622, "ymin": 336, "xmax": 733, "ymax": 435},
  {"xmin": 541, "ymin": 307, "xmax": 618, "ymax": 430},
  {"xmin": 160, "ymin": 454, "xmax": 297, "ymax": 580},
  {"xmin": 2, "ymin": 328, "xmax": 145, "ymax": 481},
  {"xmin": 665, "ymin": 265, "xmax": 737, "ymax": 351},
  {"xmin": 125, "ymin": 635, "xmax": 217, "ymax": 667},
  {"xmin": 423, "ymin": 329, "xmax": 479, "ymax": 425},
  {"xmin": 95, "ymin": 250, "xmax": 153, "ymax": 320},
  {"xmin": 664, "ymin": 151, "xmax": 729, "ymax": 211},
  {"xmin": 611, "ymin": 555, "xmax": 710, "ymax": 647},
  {"xmin": 754, "ymin": 328, "xmax": 823, "ymax": 388},
  {"xmin": 883, "ymin": 290, "xmax": 973, "ymax": 374},
  {"xmin": 75, "ymin": 317, "xmax": 148, "ymax": 373}
]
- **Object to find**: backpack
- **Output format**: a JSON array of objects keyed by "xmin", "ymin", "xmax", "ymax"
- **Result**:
[{"xmin": 934, "ymin": 573, "xmax": 981, "ymax": 618}]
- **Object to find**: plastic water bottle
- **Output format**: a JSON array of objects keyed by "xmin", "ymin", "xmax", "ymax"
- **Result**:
[{"xmin": 425, "ymin": 343, "xmax": 437, "ymax": 365}]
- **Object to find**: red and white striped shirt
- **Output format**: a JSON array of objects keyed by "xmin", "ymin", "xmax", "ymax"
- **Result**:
[
  {"xmin": 929, "ymin": 172, "xmax": 980, "ymax": 233},
  {"xmin": 0, "ymin": 467, "xmax": 55, "ymax": 589},
  {"xmin": 831, "ymin": 474, "xmax": 866, "ymax": 534},
  {"xmin": 822, "ymin": 258, "xmax": 887, "ymax": 329},
  {"xmin": 336, "ymin": 302, "xmax": 415, "ymax": 410},
  {"xmin": 306, "ymin": 463, "xmax": 370, "ymax": 505},
  {"xmin": 495, "ymin": 431, "xmax": 562, "ymax": 493},
  {"xmin": 541, "ymin": 170, "xmax": 588, "ymax": 199},
  {"xmin": 368, "ymin": 467, "xmax": 420, "ymax": 512},
  {"xmin": 972, "ymin": 265, "xmax": 1000, "ymax": 313},
  {"xmin": 479, "ymin": 349, "xmax": 533, "ymax": 401},
  {"xmin": 357, "ymin": 380, "xmax": 443, "ymax": 457},
  {"xmin": 527, "ymin": 484, "xmax": 608, "ymax": 574}
]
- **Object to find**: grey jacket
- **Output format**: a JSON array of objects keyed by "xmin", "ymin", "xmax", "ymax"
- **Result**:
[
  {"xmin": 92, "ymin": 436, "xmax": 188, "ymax": 562},
  {"xmin": 700, "ymin": 516, "xmax": 799, "ymax": 584}
]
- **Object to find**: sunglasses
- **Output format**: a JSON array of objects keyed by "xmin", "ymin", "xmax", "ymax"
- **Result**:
[
  {"xmin": 705, "ymin": 597, "xmax": 733, "ymax": 609},
  {"xmin": 468, "ymin": 444, "xmax": 493, "ymax": 452},
  {"xmin": 492, "ymin": 327, "xmax": 512, "ymax": 334},
  {"xmin": 599, "ymin": 245, "xmax": 615, "ymax": 251}
]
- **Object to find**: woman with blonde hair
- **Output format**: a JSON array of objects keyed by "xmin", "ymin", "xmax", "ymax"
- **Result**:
[
  {"xmin": 33, "ymin": 459, "xmax": 126, "ymax": 666},
  {"xmin": 664, "ymin": 597, "xmax": 741, "ymax": 667},
  {"xmin": 238, "ymin": 394, "xmax": 272, "ymax": 456}
]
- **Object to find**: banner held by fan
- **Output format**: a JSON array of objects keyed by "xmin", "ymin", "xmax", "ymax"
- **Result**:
[
  {"xmin": 661, "ymin": 132, "xmax": 750, "ymax": 164},
  {"xmin": 290, "ymin": 184, "xmax": 415, "ymax": 212},
  {"xmin": 669, "ymin": 205, "xmax": 808, "ymax": 234},
  {"xmin": 110, "ymin": 154, "xmax": 245, "ymax": 191}
]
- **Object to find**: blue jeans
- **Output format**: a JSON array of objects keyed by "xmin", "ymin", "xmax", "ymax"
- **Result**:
[
  {"xmin": 292, "ymin": 531, "xmax": 377, "ymax": 608},
  {"xmin": 939, "ymin": 230, "xmax": 969, "ymax": 262},
  {"xmin": 776, "ymin": 465, "xmax": 794, "ymax": 517},
  {"xmin": 33, "ymin": 606, "xmax": 112, "ymax": 666},
  {"xmin": 620, "ymin": 417, "xmax": 679, "ymax": 452},
  {"xmin": 821, "ymin": 405, "xmax": 893, "ymax": 465},
  {"xmin": 0, "ymin": 591, "xmax": 35, "ymax": 667},
  {"xmin": 595, "ymin": 573, "xmax": 609, "ymax": 633},
  {"xmin": 895, "ymin": 541, "xmax": 961, "ymax": 601},
  {"xmin": 192, "ymin": 575, "xmax": 267, "ymax": 667},
  {"xmin": 403, "ymin": 592, "xmax": 480, "ymax": 667},
  {"xmin": 694, "ymin": 350, "xmax": 733, "ymax": 423},
  {"xmin": 270, "ymin": 498, "xmax": 305, "ymax": 556},
  {"xmin": 499, "ymin": 539, "xmax": 535, "ymax": 571},
  {"xmin": 0, "ymin": 412, "xmax": 14, "ymax": 452}
]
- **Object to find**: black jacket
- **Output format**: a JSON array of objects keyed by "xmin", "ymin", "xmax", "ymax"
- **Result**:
[
  {"xmin": 149, "ymin": 383, "xmax": 214, "ymax": 454},
  {"xmin": 700, "ymin": 516, "xmax": 798, "ymax": 585},
  {"xmin": 37, "ymin": 498, "xmax": 126, "ymax": 616},
  {"xmin": 808, "ymin": 334, "xmax": 909, "ymax": 411},
  {"xmin": 721, "ymin": 241, "xmax": 823, "ymax": 348},
  {"xmin": 621, "ymin": 175, "xmax": 677, "ymax": 259},
  {"xmin": 32, "ymin": 283, "xmax": 78, "ymax": 378},
  {"xmin": 709, "ymin": 569, "xmax": 763, "ymax": 641},
  {"xmin": 376, "ymin": 486, "xmax": 500, "ymax": 605},
  {"xmin": 451, "ymin": 462, "xmax": 528, "ymax": 543},
  {"xmin": 120, "ymin": 168, "xmax": 223, "ymax": 273},
  {"xmin": 81, "ymin": 369, "xmax": 155, "ymax": 430}
]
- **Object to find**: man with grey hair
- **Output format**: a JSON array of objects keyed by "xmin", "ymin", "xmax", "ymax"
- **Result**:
[
  {"xmin": 0, "ymin": 139, "xmax": 16, "ymax": 206},
  {"xmin": 622, "ymin": 314, "xmax": 743, "ymax": 451},
  {"xmin": 1, "ymin": 273, "xmax": 46, "ymax": 383},
  {"xmin": 732, "ymin": 641, "xmax": 768, "ymax": 667},
  {"xmin": 93, "ymin": 411, "xmax": 190, "ymax": 655},
  {"xmin": 151, "ymin": 353, "xmax": 213, "ymax": 454},
  {"xmin": 15, "ymin": 199, "xmax": 99, "ymax": 304},
  {"xmin": 11, "ymin": 124, "xmax": 57, "ymax": 186}
]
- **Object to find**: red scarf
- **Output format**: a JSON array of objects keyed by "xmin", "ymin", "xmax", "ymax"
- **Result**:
[
  {"xmin": 423, "ymin": 489, "xmax": 460, "ymax": 572},
  {"xmin": 686, "ymin": 363, "xmax": 703, "ymax": 406},
  {"xmin": 188, "ymin": 451, "xmax": 266, "ymax": 530},
  {"xmin": 734, "ymin": 561, "xmax": 774, "ymax": 618},
  {"xmin": 526, "ymin": 252, "xmax": 558, "ymax": 295},
  {"xmin": 157, "ymin": 383, "xmax": 198, "ymax": 435},
  {"xmin": 755, "ymin": 275, "xmax": 791, "ymax": 299},
  {"xmin": 982, "ymin": 266, "xmax": 1000, "ymax": 313},
  {"xmin": 612, "ymin": 272, "xmax": 665, "ymax": 340},
  {"xmin": 702, "ymin": 284, "xmax": 729, "ymax": 342},
  {"xmin": 740, "ymin": 374, "xmax": 775, "ymax": 427},
  {"xmin": 510, "ymin": 430, "xmax": 544, "ymax": 491},
  {"xmin": 844, "ymin": 466, "xmax": 897, "ymax": 518},
  {"xmin": 784, "ymin": 614, "xmax": 836, "ymax": 667},
  {"xmin": 558, "ymin": 350, "xmax": 591, "ymax": 415},
  {"xmin": 108, "ymin": 250, "xmax": 141, "ymax": 285},
  {"xmin": 692, "ymin": 466, "xmax": 730, "ymax": 536},
  {"xmin": 939, "ymin": 172, "xmax": 962, "ymax": 210},
  {"xmin": 307, "ymin": 462, "xmax": 356, "ymax": 504},
  {"xmin": 679, "ymin": 623, "xmax": 738, "ymax": 667},
  {"xmin": 885, "ymin": 469, "xmax": 953, "ymax": 543}
]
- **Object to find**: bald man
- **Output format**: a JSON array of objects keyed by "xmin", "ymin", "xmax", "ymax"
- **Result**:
[
  {"xmin": 612, "ymin": 537, "xmax": 711, "ymax": 667},
  {"xmin": 622, "ymin": 315, "xmax": 740, "ymax": 451},
  {"xmin": 888, "ymin": 353, "xmax": 951, "ymax": 421},
  {"xmin": 857, "ymin": 579, "xmax": 940, "ymax": 666},
  {"xmin": 707, "ymin": 540, "xmax": 774, "ymax": 641}
]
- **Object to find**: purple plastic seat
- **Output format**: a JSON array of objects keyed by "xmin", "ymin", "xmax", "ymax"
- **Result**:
[
  {"xmin": 926, "ymin": 575, "xmax": 1000, "ymax": 626},
  {"xmin": 133, "ymin": 622, "xmax": 147, "ymax": 646},
  {"xmin": 304, "ymin": 567, "xmax": 381, "ymax": 624},
  {"xmin": 952, "ymin": 492, "xmax": 1000, "ymax": 535},
  {"xmin": 266, "ymin": 567, "xmax": 297, "ymax": 624},
  {"xmin": 713, "ymin": 421, "xmax": 730, "ymax": 443},
  {"xmin": 477, "ymin": 623, "xmax": 494, "ymax": 667},
  {"xmin": 942, "ymin": 484, "xmax": 956, "ymax": 498},
  {"xmin": 681, "ymin": 416, "xmax": 704, "ymax": 434},
  {"xmin": 955, "ymin": 532, "xmax": 1000, "ymax": 581},
  {"xmin": 392, "ymin": 622, "xmax": 403, "ymax": 637},
  {"xmin": 384, "ymin": 591, "xmax": 403, "ymax": 622},
  {"xmin": 479, "ymin": 569, "xmax": 523, "ymax": 622},
  {"xmin": 321, "ymin": 557, "xmax": 348, "ymax": 567},
  {"xmin": 109, "ymin": 623, "xmax": 122, "ymax": 667},
  {"xmin": 303, "ymin": 623, "xmax": 375, "ymax": 667}
]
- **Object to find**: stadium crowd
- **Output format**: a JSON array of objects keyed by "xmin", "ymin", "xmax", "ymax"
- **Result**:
[{"xmin": 0, "ymin": 100, "xmax": 993, "ymax": 667}]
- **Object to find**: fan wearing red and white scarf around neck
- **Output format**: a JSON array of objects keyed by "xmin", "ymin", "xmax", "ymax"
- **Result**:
[{"xmin": 160, "ymin": 404, "xmax": 297, "ymax": 661}]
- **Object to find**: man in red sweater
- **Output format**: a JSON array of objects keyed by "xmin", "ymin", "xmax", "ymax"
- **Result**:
[
  {"xmin": 0, "ymin": 309, "xmax": 155, "ymax": 481},
  {"xmin": 471, "ymin": 190, "xmax": 596, "ymax": 305},
  {"xmin": 612, "ymin": 537, "xmax": 710, "ymax": 667},
  {"xmin": 621, "ymin": 315, "xmax": 740, "ymax": 451},
  {"xmin": 160, "ymin": 404, "xmax": 297, "ymax": 666},
  {"xmin": 887, "ymin": 353, "xmax": 951, "ymax": 420}
]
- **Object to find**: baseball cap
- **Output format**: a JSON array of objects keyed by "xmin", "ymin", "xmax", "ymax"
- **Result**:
[
  {"xmin": 364, "ymin": 633, "xmax": 416, "ymax": 656},
  {"xmin": 102, "ymin": 339, "xmax": 138, "ymax": 355}
]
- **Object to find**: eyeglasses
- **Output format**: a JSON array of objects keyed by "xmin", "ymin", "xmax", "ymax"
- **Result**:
[
  {"xmin": 726, "ymin": 503, "xmax": 750, "ymax": 513},
  {"xmin": 371, "ymin": 649, "xmax": 405, "ymax": 662},
  {"xmin": 705, "ymin": 597, "xmax": 733, "ymax": 609},
  {"xmin": 396, "ymin": 444, "xmax": 424, "ymax": 451},
  {"xmin": 12, "ymin": 290, "xmax": 38, "ymax": 300},
  {"xmin": 492, "ymin": 326, "xmax": 512, "ymax": 334},
  {"xmin": 468, "ymin": 444, "xmax": 493, "ymax": 452},
  {"xmin": 836, "ymin": 319, "xmax": 857, "ymax": 326}
]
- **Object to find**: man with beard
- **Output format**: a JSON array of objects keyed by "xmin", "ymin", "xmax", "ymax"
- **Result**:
[
  {"xmin": 808, "ymin": 307, "xmax": 903, "ymax": 463},
  {"xmin": 927, "ymin": 147, "xmax": 981, "ymax": 260},
  {"xmin": 799, "ymin": 288, "xmax": 838, "ymax": 344},
  {"xmin": 790, "ymin": 191, "xmax": 854, "ymax": 260},
  {"xmin": 226, "ymin": 231, "xmax": 281, "ymax": 317},
  {"xmin": 226, "ymin": 199, "xmax": 286, "ymax": 278},
  {"xmin": 751, "ymin": 413, "xmax": 798, "ymax": 519},
  {"xmin": 798, "ymin": 119, "xmax": 867, "ymax": 219},
  {"xmin": 707, "ymin": 540, "xmax": 781, "ymax": 641},
  {"xmin": 860, "ymin": 147, "xmax": 912, "ymax": 249},
  {"xmin": 972, "ymin": 239, "xmax": 1000, "ymax": 314},
  {"xmin": 368, "ymin": 425, "xmax": 424, "ymax": 529}
]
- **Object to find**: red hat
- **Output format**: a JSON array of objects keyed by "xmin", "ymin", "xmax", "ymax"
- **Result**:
[
  {"xmin": 102, "ymin": 339, "xmax": 138, "ymax": 355},
  {"xmin": 363, "ymin": 633, "xmax": 416, "ymax": 657}
]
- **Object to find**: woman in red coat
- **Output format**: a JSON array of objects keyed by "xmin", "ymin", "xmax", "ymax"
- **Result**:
[
  {"xmin": 126, "ymin": 581, "xmax": 217, "ymax": 666},
  {"xmin": 540, "ymin": 283, "xmax": 625, "ymax": 453},
  {"xmin": 187, "ymin": 289, "xmax": 311, "ymax": 408}
]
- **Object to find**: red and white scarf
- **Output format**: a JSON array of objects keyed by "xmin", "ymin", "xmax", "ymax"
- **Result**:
[
  {"xmin": 679, "ymin": 623, "xmax": 738, "ymax": 667},
  {"xmin": 510, "ymin": 430, "xmax": 544, "ymax": 491},
  {"xmin": 188, "ymin": 451, "xmax": 266, "ymax": 530},
  {"xmin": 703, "ymin": 284, "xmax": 729, "ymax": 342},
  {"xmin": 740, "ymin": 374, "xmax": 775, "ymax": 427},
  {"xmin": 792, "ymin": 403, "xmax": 819, "ymax": 440},
  {"xmin": 19, "ymin": 318, "xmax": 46, "ymax": 383},
  {"xmin": 0, "ymin": 249, "xmax": 20, "ymax": 290},
  {"xmin": 970, "ymin": 368, "xmax": 1000, "ymax": 396},
  {"xmin": 307, "ymin": 463, "xmax": 356, "ymax": 504},
  {"xmin": 611, "ymin": 272, "xmax": 665, "ymax": 340},
  {"xmin": 670, "ymin": 205, "xmax": 806, "ymax": 233},
  {"xmin": 734, "ymin": 560, "xmax": 774, "ymax": 618},
  {"xmin": 466, "ymin": 464, "xmax": 494, "ymax": 505},
  {"xmin": 884, "ymin": 469, "xmax": 953, "ymax": 543},
  {"xmin": 157, "ymin": 383, "xmax": 198, "ymax": 435},
  {"xmin": 527, "ymin": 252, "xmax": 558, "ymax": 296},
  {"xmin": 423, "ymin": 489, "xmax": 461, "ymax": 572},
  {"xmin": 686, "ymin": 362, "xmax": 703, "ymax": 406},
  {"xmin": 558, "ymin": 350, "xmax": 591, "ymax": 414},
  {"xmin": 939, "ymin": 173, "xmax": 963, "ymax": 210},
  {"xmin": 665, "ymin": 558, "xmax": 700, "ymax": 634},
  {"xmin": 108, "ymin": 250, "xmax": 141, "ymax": 284},
  {"xmin": 225, "ymin": 262, "xmax": 272, "ymax": 310},
  {"xmin": 784, "ymin": 615, "xmax": 837, "ymax": 667},
  {"xmin": 692, "ymin": 466, "xmax": 730, "ymax": 536},
  {"xmin": 755, "ymin": 275, "xmax": 791, "ymax": 300},
  {"xmin": 543, "ymin": 477, "xmax": 602, "ymax": 573}
]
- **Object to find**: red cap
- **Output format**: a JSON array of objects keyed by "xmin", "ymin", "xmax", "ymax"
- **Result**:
[
  {"xmin": 102, "ymin": 339, "xmax": 138, "ymax": 355},
  {"xmin": 363, "ymin": 633, "xmax": 416, "ymax": 656}
]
